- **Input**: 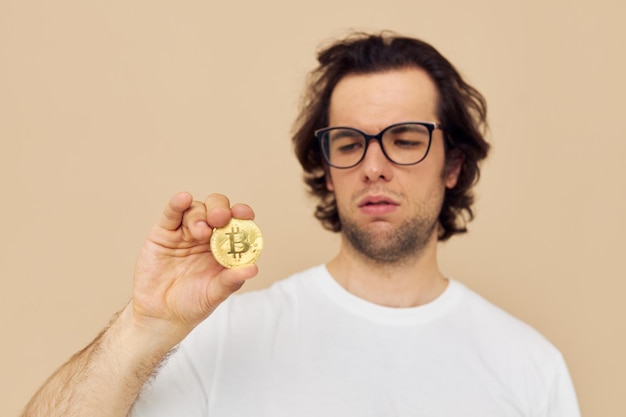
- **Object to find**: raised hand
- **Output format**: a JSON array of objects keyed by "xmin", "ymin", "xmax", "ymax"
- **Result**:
[{"xmin": 132, "ymin": 192, "xmax": 258, "ymax": 341}]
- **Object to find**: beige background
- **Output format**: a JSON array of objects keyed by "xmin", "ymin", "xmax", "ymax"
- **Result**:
[{"xmin": 1, "ymin": 0, "xmax": 624, "ymax": 416}]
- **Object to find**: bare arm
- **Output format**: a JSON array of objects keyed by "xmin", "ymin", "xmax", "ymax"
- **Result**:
[{"xmin": 20, "ymin": 192, "xmax": 258, "ymax": 417}]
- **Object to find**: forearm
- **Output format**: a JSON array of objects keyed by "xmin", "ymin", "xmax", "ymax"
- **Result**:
[
  {"xmin": 21, "ymin": 304, "xmax": 180, "ymax": 417},
  {"xmin": 21, "ymin": 192, "xmax": 258, "ymax": 416}
]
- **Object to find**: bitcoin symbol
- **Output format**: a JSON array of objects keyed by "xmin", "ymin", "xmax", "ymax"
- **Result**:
[
  {"xmin": 226, "ymin": 226, "xmax": 250, "ymax": 259},
  {"xmin": 210, "ymin": 218, "xmax": 263, "ymax": 268}
]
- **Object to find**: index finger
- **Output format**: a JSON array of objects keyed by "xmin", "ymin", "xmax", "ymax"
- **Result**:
[
  {"xmin": 204, "ymin": 195, "xmax": 255, "ymax": 226},
  {"xmin": 158, "ymin": 192, "xmax": 194, "ymax": 231},
  {"xmin": 230, "ymin": 203, "xmax": 255, "ymax": 220},
  {"xmin": 204, "ymin": 193, "xmax": 233, "ymax": 228}
]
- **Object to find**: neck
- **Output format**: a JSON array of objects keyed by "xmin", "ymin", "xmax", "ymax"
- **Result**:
[{"xmin": 326, "ymin": 233, "xmax": 448, "ymax": 308}]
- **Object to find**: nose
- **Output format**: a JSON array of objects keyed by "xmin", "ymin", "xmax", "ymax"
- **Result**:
[{"xmin": 360, "ymin": 140, "xmax": 393, "ymax": 182}]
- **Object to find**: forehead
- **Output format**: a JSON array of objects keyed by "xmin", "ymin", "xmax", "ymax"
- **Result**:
[{"xmin": 328, "ymin": 67, "xmax": 440, "ymax": 131}]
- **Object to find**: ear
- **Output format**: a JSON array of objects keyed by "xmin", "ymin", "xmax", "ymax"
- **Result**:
[{"xmin": 444, "ymin": 150, "xmax": 464, "ymax": 189}]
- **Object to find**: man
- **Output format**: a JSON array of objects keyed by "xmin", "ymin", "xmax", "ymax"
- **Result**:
[{"xmin": 22, "ymin": 32, "xmax": 580, "ymax": 417}]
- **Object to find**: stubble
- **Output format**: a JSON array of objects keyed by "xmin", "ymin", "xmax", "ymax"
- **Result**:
[{"xmin": 340, "ymin": 193, "xmax": 442, "ymax": 265}]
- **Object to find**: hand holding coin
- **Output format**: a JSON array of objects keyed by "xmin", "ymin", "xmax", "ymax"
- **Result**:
[{"xmin": 132, "ymin": 192, "xmax": 261, "ymax": 344}]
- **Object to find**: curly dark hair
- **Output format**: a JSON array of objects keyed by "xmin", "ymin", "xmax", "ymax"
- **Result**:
[{"xmin": 292, "ymin": 31, "xmax": 490, "ymax": 241}]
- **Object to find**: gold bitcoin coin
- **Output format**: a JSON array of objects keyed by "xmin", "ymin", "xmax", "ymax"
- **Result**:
[{"xmin": 210, "ymin": 218, "xmax": 263, "ymax": 268}]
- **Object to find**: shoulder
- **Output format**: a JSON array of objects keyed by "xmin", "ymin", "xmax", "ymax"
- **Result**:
[
  {"xmin": 199, "ymin": 265, "xmax": 325, "ymax": 329},
  {"xmin": 232, "ymin": 264, "xmax": 325, "ymax": 308},
  {"xmin": 454, "ymin": 281, "xmax": 556, "ymax": 350},
  {"xmin": 450, "ymin": 284, "xmax": 579, "ymax": 416},
  {"xmin": 180, "ymin": 266, "xmax": 323, "ymax": 353},
  {"xmin": 451, "ymin": 281, "xmax": 571, "ymax": 406}
]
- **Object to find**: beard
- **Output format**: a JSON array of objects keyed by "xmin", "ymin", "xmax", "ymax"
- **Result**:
[
  {"xmin": 338, "ymin": 178, "xmax": 446, "ymax": 264},
  {"xmin": 333, "ymin": 162, "xmax": 450, "ymax": 265},
  {"xmin": 341, "ymin": 213, "xmax": 439, "ymax": 264}
]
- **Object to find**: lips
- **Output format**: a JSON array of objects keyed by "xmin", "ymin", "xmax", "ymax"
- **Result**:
[
  {"xmin": 358, "ymin": 195, "xmax": 399, "ymax": 208},
  {"xmin": 357, "ymin": 195, "xmax": 400, "ymax": 217}
]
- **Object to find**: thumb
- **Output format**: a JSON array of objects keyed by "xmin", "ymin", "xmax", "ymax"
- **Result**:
[{"xmin": 206, "ymin": 264, "xmax": 259, "ymax": 309}]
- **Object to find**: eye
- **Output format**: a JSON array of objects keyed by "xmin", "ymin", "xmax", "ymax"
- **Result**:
[
  {"xmin": 392, "ymin": 138, "xmax": 425, "ymax": 149},
  {"xmin": 336, "ymin": 141, "xmax": 364, "ymax": 153},
  {"xmin": 328, "ymin": 131, "xmax": 364, "ymax": 154},
  {"xmin": 385, "ymin": 124, "xmax": 430, "ymax": 150}
]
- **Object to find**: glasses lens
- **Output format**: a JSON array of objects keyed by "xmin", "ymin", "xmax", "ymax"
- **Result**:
[
  {"xmin": 319, "ymin": 123, "xmax": 433, "ymax": 168},
  {"xmin": 322, "ymin": 128, "xmax": 366, "ymax": 168},
  {"xmin": 382, "ymin": 123, "xmax": 431, "ymax": 165}
]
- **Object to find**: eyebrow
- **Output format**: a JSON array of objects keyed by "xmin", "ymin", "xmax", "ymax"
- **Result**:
[
  {"xmin": 386, "ymin": 124, "xmax": 427, "ymax": 134},
  {"xmin": 328, "ymin": 129, "xmax": 363, "ymax": 142}
]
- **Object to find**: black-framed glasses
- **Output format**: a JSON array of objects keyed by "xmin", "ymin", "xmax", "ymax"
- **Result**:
[{"xmin": 315, "ymin": 121, "xmax": 443, "ymax": 169}]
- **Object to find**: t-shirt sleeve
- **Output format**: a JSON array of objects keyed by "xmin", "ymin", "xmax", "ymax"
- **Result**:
[{"xmin": 535, "ymin": 352, "xmax": 581, "ymax": 417}]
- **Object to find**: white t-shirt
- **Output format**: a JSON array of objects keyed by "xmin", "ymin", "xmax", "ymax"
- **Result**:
[{"xmin": 131, "ymin": 265, "xmax": 580, "ymax": 417}]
